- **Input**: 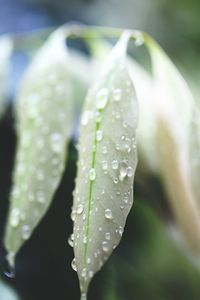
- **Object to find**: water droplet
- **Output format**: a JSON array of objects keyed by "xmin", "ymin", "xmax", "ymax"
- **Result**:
[
  {"xmin": 105, "ymin": 232, "xmax": 111, "ymax": 240},
  {"xmin": 119, "ymin": 226, "xmax": 123, "ymax": 236},
  {"xmin": 127, "ymin": 166, "xmax": 133, "ymax": 177},
  {"xmin": 102, "ymin": 241, "xmax": 109, "ymax": 252},
  {"xmin": 83, "ymin": 236, "xmax": 87, "ymax": 244},
  {"xmin": 68, "ymin": 234, "xmax": 74, "ymax": 247},
  {"xmin": 22, "ymin": 224, "xmax": 31, "ymax": 240},
  {"xmin": 37, "ymin": 191, "xmax": 45, "ymax": 204},
  {"xmin": 81, "ymin": 268, "xmax": 87, "ymax": 278},
  {"xmin": 77, "ymin": 204, "xmax": 84, "ymax": 215},
  {"xmin": 102, "ymin": 160, "xmax": 108, "ymax": 171},
  {"xmin": 105, "ymin": 209, "xmax": 113, "ymax": 220},
  {"xmin": 50, "ymin": 132, "xmax": 63, "ymax": 153},
  {"xmin": 87, "ymin": 257, "xmax": 91, "ymax": 264},
  {"xmin": 10, "ymin": 208, "xmax": 20, "ymax": 227},
  {"xmin": 113, "ymin": 177, "xmax": 119, "ymax": 184},
  {"xmin": 71, "ymin": 209, "xmax": 76, "ymax": 222},
  {"xmin": 89, "ymin": 168, "xmax": 96, "ymax": 181},
  {"xmin": 71, "ymin": 258, "xmax": 77, "ymax": 271},
  {"xmin": 115, "ymin": 111, "xmax": 121, "ymax": 119},
  {"xmin": 95, "ymin": 111, "xmax": 102, "ymax": 123},
  {"xmin": 4, "ymin": 252, "xmax": 15, "ymax": 278},
  {"xmin": 111, "ymin": 159, "xmax": 118, "ymax": 170},
  {"xmin": 96, "ymin": 88, "xmax": 109, "ymax": 110},
  {"xmin": 119, "ymin": 161, "xmax": 128, "ymax": 181},
  {"xmin": 88, "ymin": 270, "xmax": 94, "ymax": 278},
  {"xmin": 96, "ymin": 130, "xmax": 103, "ymax": 142},
  {"xmin": 123, "ymin": 195, "xmax": 129, "ymax": 204},
  {"xmin": 113, "ymin": 88, "xmax": 122, "ymax": 101},
  {"xmin": 102, "ymin": 146, "xmax": 107, "ymax": 154}
]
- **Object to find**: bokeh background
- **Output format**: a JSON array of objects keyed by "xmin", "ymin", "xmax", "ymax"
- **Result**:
[{"xmin": 0, "ymin": 0, "xmax": 200, "ymax": 299}]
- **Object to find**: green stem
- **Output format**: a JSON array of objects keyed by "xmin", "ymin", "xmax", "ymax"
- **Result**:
[
  {"xmin": 80, "ymin": 292, "xmax": 87, "ymax": 300},
  {"xmin": 84, "ymin": 119, "xmax": 100, "ymax": 262}
]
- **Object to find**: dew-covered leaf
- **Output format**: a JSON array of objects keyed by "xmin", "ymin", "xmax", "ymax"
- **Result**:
[
  {"xmin": 0, "ymin": 36, "xmax": 13, "ymax": 118},
  {"xmin": 72, "ymin": 31, "xmax": 138, "ymax": 298},
  {"xmin": 4, "ymin": 31, "xmax": 75, "ymax": 267}
]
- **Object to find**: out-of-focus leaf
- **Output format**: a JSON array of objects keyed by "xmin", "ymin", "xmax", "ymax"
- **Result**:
[
  {"xmin": 72, "ymin": 31, "xmax": 138, "ymax": 299},
  {"xmin": 128, "ymin": 58, "xmax": 158, "ymax": 173},
  {"xmin": 65, "ymin": 49, "xmax": 94, "ymax": 113},
  {"xmin": 0, "ymin": 281, "xmax": 19, "ymax": 300},
  {"xmin": 189, "ymin": 105, "xmax": 200, "ymax": 204},
  {"xmin": 144, "ymin": 35, "xmax": 200, "ymax": 252},
  {"xmin": 0, "ymin": 36, "xmax": 13, "ymax": 118},
  {"xmin": 4, "ymin": 30, "xmax": 75, "ymax": 268}
]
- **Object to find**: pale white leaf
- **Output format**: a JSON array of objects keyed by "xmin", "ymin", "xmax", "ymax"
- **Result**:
[
  {"xmin": 4, "ymin": 31, "xmax": 74, "ymax": 268},
  {"xmin": 72, "ymin": 31, "xmax": 138, "ymax": 297}
]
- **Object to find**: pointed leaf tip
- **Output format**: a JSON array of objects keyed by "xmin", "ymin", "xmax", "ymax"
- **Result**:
[
  {"xmin": 72, "ymin": 33, "xmax": 138, "ymax": 296},
  {"xmin": 4, "ymin": 31, "xmax": 74, "ymax": 266}
]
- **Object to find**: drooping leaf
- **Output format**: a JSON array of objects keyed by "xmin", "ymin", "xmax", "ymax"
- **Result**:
[
  {"xmin": 72, "ymin": 31, "xmax": 138, "ymax": 299},
  {"xmin": 0, "ymin": 36, "xmax": 13, "ymax": 118},
  {"xmin": 4, "ymin": 30, "xmax": 75, "ymax": 268},
  {"xmin": 144, "ymin": 35, "xmax": 200, "ymax": 252},
  {"xmin": 128, "ymin": 58, "xmax": 158, "ymax": 173},
  {"xmin": 189, "ymin": 105, "xmax": 200, "ymax": 204}
]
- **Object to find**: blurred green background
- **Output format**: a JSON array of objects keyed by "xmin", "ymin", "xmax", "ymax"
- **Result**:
[{"xmin": 0, "ymin": 0, "xmax": 200, "ymax": 299}]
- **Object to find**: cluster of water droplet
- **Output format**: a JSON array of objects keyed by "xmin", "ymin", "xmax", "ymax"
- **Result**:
[
  {"xmin": 5, "ymin": 50, "xmax": 73, "ymax": 270},
  {"xmin": 70, "ymin": 58, "xmax": 138, "ymax": 292}
]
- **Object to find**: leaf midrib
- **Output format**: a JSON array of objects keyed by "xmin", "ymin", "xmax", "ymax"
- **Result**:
[{"xmin": 84, "ymin": 116, "xmax": 100, "ymax": 262}]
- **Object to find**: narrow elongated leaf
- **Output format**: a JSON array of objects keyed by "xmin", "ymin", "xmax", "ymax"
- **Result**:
[
  {"xmin": 128, "ymin": 59, "xmax": 158, "ymax": 172},
  {"xmin": 0, "ymin": 36, "xmax": 13, "ymax": 118},
  {"xmin": 72, "ymin": 31, "xmax": 138, "ymax": 298},
  {"xmin": 189, "ymin": 105, "xmax": 200, "ymax": 203},
  {"xmin": 144, "ymin": 36, "xmax": 200, "ymax": 252},
  {"xmin": 4, "ymin": 31, "xmax": 74, "ymax": 268}
]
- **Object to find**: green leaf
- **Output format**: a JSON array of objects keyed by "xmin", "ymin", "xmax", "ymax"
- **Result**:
[
  {"xmin": 72, "ymin": 31, "xmax": 138, "ymax": 298},
  {"xmin": 4, "ymin": 30, "xmax": 75, "ymax": 268},
  {"xmin": 0, "ymin": 36, "xmax": 13, "ymax": 118}
]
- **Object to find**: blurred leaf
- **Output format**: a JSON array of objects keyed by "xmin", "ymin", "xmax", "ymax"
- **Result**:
[
  {"xmin": 189, "ymin": 105, "xmax": 200, "ymax": 203},
  {"xmin": 0, "ymin": 281, "xmax": 19, "ymax": 300},
  {"xmin": 4, "ymin": 30, "xmax": 75, "ymax": 268},
  {"xmin": 107, "ymin": 201, "xmax": 200, "ymax": 300},
  {"xmin": 144, "ymin": 35, "xmax": 200, "ymax": 253},
  {"xmin": 72, "ymin": 31, "xmax": 138, "ymax": 298},
  {"xmin": 128, "ymin": 58, "xmax": 158, "ymax": 173},
  {"xmin": 0, "ymin": 36, "xmax": 13, "ymax": 118}
]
